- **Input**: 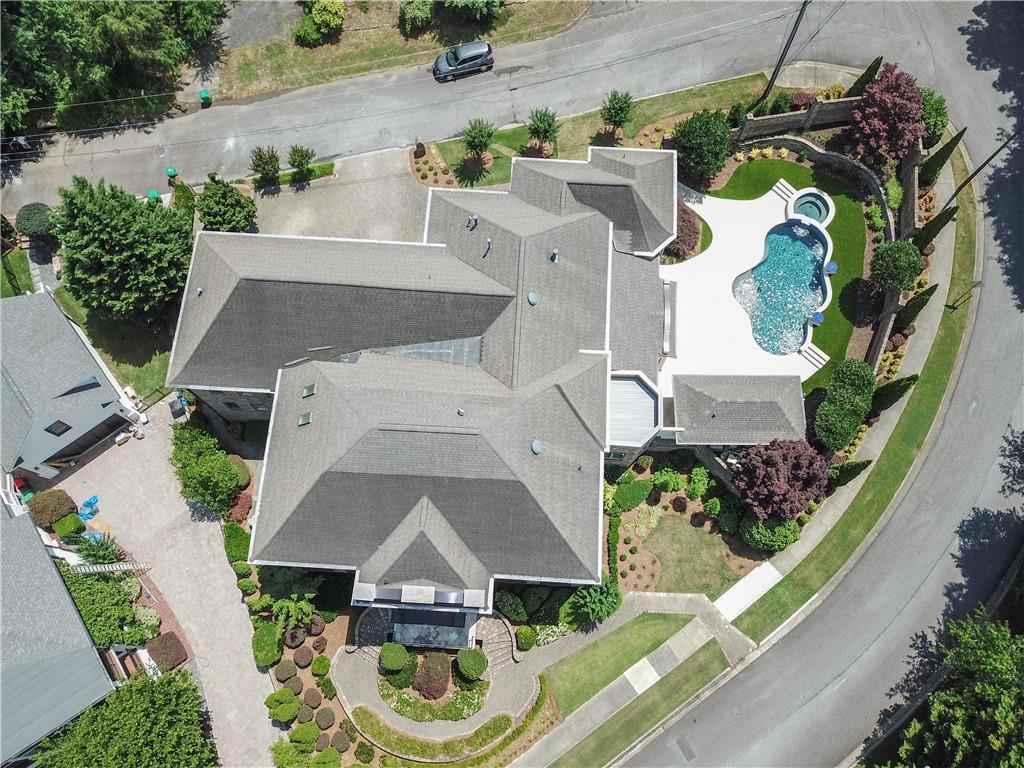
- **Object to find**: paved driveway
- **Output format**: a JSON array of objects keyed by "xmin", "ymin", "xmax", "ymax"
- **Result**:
[
  {"xmin": 54, "ymin": 401, "xmax": 279, "ymax": 768},
  {"xmin": 255, "ymin": 149, "xmax": 427, "ymax": 241}
]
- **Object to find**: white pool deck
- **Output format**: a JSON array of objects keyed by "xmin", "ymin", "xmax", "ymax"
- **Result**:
[{"xmin": 657, "ymin": 182, "xmax": 826, "ymax": 398}]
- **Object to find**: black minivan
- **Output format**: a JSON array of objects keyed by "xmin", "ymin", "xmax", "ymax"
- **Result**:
[{"xmin": 433, "ymin": 40, "xmax": 494, "ymax": 82}]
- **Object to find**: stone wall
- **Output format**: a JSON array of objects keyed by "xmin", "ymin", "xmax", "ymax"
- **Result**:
[
  {"xmin": 899, "ymin": 138, "xmax": 924, "ymax": 238},
  {"xmin": 733, "ymin": 96, "xmax": 860, "ymax": 142}
]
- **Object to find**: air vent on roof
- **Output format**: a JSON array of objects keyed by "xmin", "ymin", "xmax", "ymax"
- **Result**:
[
  {"xmin": 483, "ymin": 238, "xmax": 492, "ymax": 258},
  {"xmin": 457, "ymin": 408, "xmax": 465, "ymax": 417},
  {"xmin": 550, "ymin": 248, "xmax": 559, "ymax": 264},
  {"xmin": 196, "ymin": 287, "xmax": 203, "ymax": 297},
  {"xmin": 298, "ymin": 412, "xmax": 312, "ymax": 427},
  {"xmin": 467, "ymin": 215, "xmax": 479, "ymax": 230},
  {"xmin": 527, "ymin": 292, "xmax": 539, "ymax": 306},
  {"xmin": 531, "ymin": 439, "xmax": 542, "ymax": 455},
  {"xmin": 302, "ymin": 383, "xmax": 316, "ymax": 398}
]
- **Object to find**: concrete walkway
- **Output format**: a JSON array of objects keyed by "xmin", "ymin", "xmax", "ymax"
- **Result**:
[{"xmin": 54, "ymin": 400, "xmax": 279, "ymax": 768}]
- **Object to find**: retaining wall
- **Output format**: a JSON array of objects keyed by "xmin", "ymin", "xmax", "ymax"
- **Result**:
[
  {"xmin": 899, "ymin": 138, "xmax": 924, "ymax": 238},
  {"xmin": 732, "ymin": 96, "xmax": 860, "ymax": 141}
]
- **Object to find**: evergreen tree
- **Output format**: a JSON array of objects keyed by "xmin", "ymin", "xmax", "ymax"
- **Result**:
[
  {"xmin": 919, "ymin": 127, "xmax": 966, "ymax": 186},
  {"xmin": 871, "ymin": 240, "xmax": 925, "ymax": 293},
  {"xmin": 600, "ymin": 90, "xmax": 635, "ymax": 131},
  {"xmin": 844, "ymin": 55, "xmax": 883, "ymax": 97},
  {"xmin": 197, "ymin": 175, "xmax": 257, "ymax": 232},
  {"xmin": 462, "ymin": 119, "xmax": 495, "ymax": 157},
  {"xmin": 912, "ymin": 206, "xmax": 957, "ymax": 250},
  {"xmin": 672, "ymin": 109, "xmax": 733, "ymax": 185}
]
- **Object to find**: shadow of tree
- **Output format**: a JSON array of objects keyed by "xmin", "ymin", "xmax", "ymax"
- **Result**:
[
  {"xmin": 998, "ymin": 426, "xmax": 1024, "ymax": 497},
  {"xmin": 187, "ymin": 499, "xmax": 222, "ymax": 523},
  {"xmin": 85, "ymin": 313, "xmax": 172, "ymax": 367},
  {"xmin": 960, "ymin": 1, "xmax": 1024, "ymax": 311},
  {"xmin": 453, "ymin": 154, "xmax": 493, "ymax": 187}
]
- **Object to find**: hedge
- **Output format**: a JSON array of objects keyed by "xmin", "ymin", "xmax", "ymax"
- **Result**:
[
  {"xmin": 236, "ymin": 578, "xmax": 257, "ymax": 596},
  {"xmin": 495, "ymin": 590, "xmax": 527, "ymax": 622},
  {"xmin": 223, "ymin": 523, "xmax": 250, "ymax": 562},
  {"xmin": 814, "ymin": 359, "xmax": 876, "ymax": 451},
  {"xmin": 145, "ymin": 631, "xmax": 188, "ymax": 670},
  {"xmin": 228, "ymin": 454, "xmax": 251, "ymax": 489},
  {"xmin": 456, "ymin": 648, "xmax": 488, "ymax": 681},
  {"xmin": 613, "ymin": 479, "xmax": 653, "ymax": 512},
  {"xmin": 739, "ymin": 514, "xmax": 801, "ymax": 553},
  {"xmin": 53, "ymin": 512, "xmax": 85, "ymax": 538},
  {"xmin": 379, "ymin": 642, "xmax": 409, "ymax": 673},
  {"xmin": 27, "ymin": 488, "xmax": 77, "ymax": 528},
  {"xmin": 252, "ymin": 622, "xmax": 283, "ymax": 667}
]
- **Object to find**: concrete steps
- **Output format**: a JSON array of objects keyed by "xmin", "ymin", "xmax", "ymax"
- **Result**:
[
  {"xmin": 478, "ymin": 616, "xmax": 516, "ymax": 674},
  {"xmin": 799, "ymin": 342, "xmax": 830, "ymax": 370},
  {"xmin": 772, "ymin": 178, "xmax": 798, "ymax": 202}
]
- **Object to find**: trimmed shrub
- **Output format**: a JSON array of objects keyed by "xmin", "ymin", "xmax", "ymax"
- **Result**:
[
  {"xmin": 27, "ymin": 488, "xmax": 77, "ymax": 529},
  {"xmin": 311, "ymin": 0, "xmax": 345, "ymax": 34},
  {"xmin": 311, "ymin": 746, "xmax": 341, "ymax": 768},
  {"xmin": 867, "ymin": 203, "xmax": 886, "ymax": 231},
  {"xmin": 317, "ymin": 673, "xmax": 337, "ymax": 700},
  {"xmin": 311, "ymin": 654, "xmax": 330, "ymax": 677},
  {"xmin": 312, "ymin": 636, "xmax": 328, "ymax": 653},
  {"xmin": 634, "ymin": 454, "xmax": 654, "ymax": 472},
  {"xmin": 315, "ymin": 706, "xmax": 336, "ymax": 730},
  {"xmin": 601, "ymin": 89, "xmax": 635, "ymax": 130},
  {"xmin": 227, "ymin": 454, "xmax": 251, "ymax": 489},
  {"xmin": 223, "ymin": 522, "xmax": 251, "ymax": 562},
  {"xmin": 792, "ymin": 91, "xmax": 816, "ymax": 109},
  {"xmin": 379, "ymin": 642, "xmax": 410, "ymax": 673},
  {"xmin": 146, "ymin": 631, "xmax": 187, "ymax": 670},
  {"xmin": 284, "ymin": 676, "xmax": 303, "ymax": 694},
  {"xmin": 413, "ymin": 651, "xmax": 451, "ymax": 700},
  {"xmin": 727, "ymin": 102, "xmax": 746, "ymax": 128},
  {"xmin": 572, "ymin": 576, "xmax": 621, "ymax": 624},
  {"xmin": 399, "ymin": 0, "xmax": 433, "ymax": 34},
  {"xmin": 231, "ymin": 561, "xmax": 252, "ymax": 577},
  {"xmin": 463, "ymin": 118, "xmax": 495, "ymax": 157},
  {"xmin": 290, "ymin": 721, "xmax": 320, "ymax": 754},
  {"xmin": 386, "ymin": 653, "xmax": 418, "ymax": 689},
  {"xmin": 308, "ymin": 614, "xmax": 326, "ymax": 636},
  {"xmin": 495, "ymin": 590, "xmax": 527, "ymax": 622},
  {"xmin": 665, "ymin": 202, "xmax": 702, "ymax": 261},
  {"xmin": 355, "ymin": 742, "xmax": 375, "ymax": 764},
  {"xmin": 814, "ymin": 360, "xmax": 876, "ymax": 452},
  {"xmin": 717, "ymin": 497, "xmax": 742, "ymax": 535},
  {"xmin": 236, "ymin": 578, "xmax": 258, "ymax": 596},
  {"xmin": 341, "ymin": 718, "xmax": 358, "ymax": 743},
  {"xmin": 287, "ymin": 145, "xmax": 316, "ymax": 180},
  {"xmin": 250, "ymin": 146, "xmax": 281, "ymax": 186},
  {"xmin": 617, "ymin": 468, "xmax": 635, "ymax": 484},
  {"xmin": 516, "ymin": 624, "xmax": 537, "ymax": 651},
  {"xmin": 522, "ymin": 587, "xmax": 549, "ymax": 616},
  {"xmin": 883, "ymin": 167, "xmax": 904, "ymax": 211},
  {"xmin": 770, "ymin": 90, "xmax": 792, "ymax": 114},
  {"xmin": 613, "ymin": 478, "xmax": 654, "ymax": 512},
  {"xmin": 284, "ymin": 626, "xmax": 307, "ymax": 648},
  {"xmin": 456, "ymin": 648, "xmax": 488, "ymax": 681},
  {"xmin": 275, "ymin": 659, "xmax": 297, "ymax": 682},
  {"xmin": 53, "ymin": 513, "xmax": 85, "ymax": 539},
  {"xmin": 526, "ymin": 107, "xmax": 559, "ymax": 145},
  {"xmin": 265, "ymin": 687, "xmax": 299, "ymax": 723},
  {"xmin": 297, "ymin": 704, "xmax": 314, "ymax": 723},
  {"xmin": 314, "ymin": 735, "xmax": 333, "ymax": 754},
  {"xmin": 177, "ymin": 449, "xmax": 240, "ymax": 516},
  {"xmin": 686, "ymin": 466, "xmax": 710, "ymax": 500},
  {"xmin": 652, "ymin": 467, "xmax": 684, "ymax": 493},
  {"xmin": 294, "ymin": 13, "xmax": 323, "ymax": 46},
  {"xmin": 246, "ymin": 593, "xmax": 272, "ymax": 614},
  {"xmin": 918, "ymin": 87, "xmax": 948, "ymax": 149},
  {"xmin": 673, "ymin": 109, "xmax": 733, "ymax": 184},
  {"xmin": 739, "ymin": 514, "xmax": 801, "ymax": 553},
  {"xmin": 253, "ymin": 622, "xmax": 283, "ymax": 667},
  {"xmin": 304, "ymin": 687, "xmax": 322, "ymax": 708},
  {"xmin": 703, "ymin": 497, "xmax": 722, "ymax": 518},
  {"xmin": 173, "ymin": 182, "xmax": 195, "ymax": 213},
  {"xmin": 330, "ymin": 729, "xmax": 350, "ymax": 752},
  {"xmin": 16, "ymin": 202, "xmax": 52, "ymax": 238},
  {"xmin": 294, "ymin": 646, "xmax": 313, "ymax": 668}
]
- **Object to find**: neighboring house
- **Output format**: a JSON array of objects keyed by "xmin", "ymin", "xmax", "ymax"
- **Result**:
[
  {"xmin": 1, "ymin": 291, "xmax": 139, "ymax": 481},
  {"xmin": 0, "ymin": 512, "xmax": 114, "ymax": 766},
  {"xmin": 168, "ymin": 148, "xmax": 805, "ymax": 621}
]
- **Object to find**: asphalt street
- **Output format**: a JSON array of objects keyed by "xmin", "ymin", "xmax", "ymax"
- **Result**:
[{"xmin": 3, "ymin": 3, "xmax": 1022, "ymax": 766}]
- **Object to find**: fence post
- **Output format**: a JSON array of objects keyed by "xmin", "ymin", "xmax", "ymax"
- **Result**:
[{"xmin": 802, "ymin": 97, "xmax": 823, "ymax": 131}]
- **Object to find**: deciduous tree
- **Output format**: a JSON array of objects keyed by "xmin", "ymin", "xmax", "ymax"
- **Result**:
[
  {"xmin": 462, "ymin": 118, "xmax": 495, "ymax": 157},
  {"xmin": 850, "ymin": 63, "xmax": 925, "ymax": 163},
  {"xmin": 733, "ymin": 440, "xmax": 829, "ymax": 520},
  {"xmin": 197, "ymin": 175, "xmax": 257, "ymax": 232},
  {"xmin": 871, "ymin": 239, "xmax": 925, "ymax": 293},
  {"xmin": 600, "ymin": 90, "xmax": 635, "ymax": 131},
  {"xmin": 672, "ymin": 109, "xmax": 733, "ymax": 185}
]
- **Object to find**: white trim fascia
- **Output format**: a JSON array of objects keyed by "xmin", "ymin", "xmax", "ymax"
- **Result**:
[
  {"xmin": 422, "ymin": 185, "xmax": 434, "ymax": 244},
  {"xmin": 596, "ymin": 448, "xmax": 604, "ymax": 577},
  {"xmin": 432, "ymin": 187, "xmax": 510, "ymax": 195},
  {"xmin": 201, "ymin": 229, "xmax": 446, "ymax": 248},
  {"xmin": 250, "ymin": 558, "xmax": 358, "ymax": 573},
  {"xmin": 246, "ymin": 369, "xmax": 283, "ymax": 563},
  {"xmin": 351, "ymin": 599, "xmax": 489, "ymax": 616},
  {"xmin": 605, "ymin": 354, "xmax": 612, "ymax": 451},
  {"xmin": 185, "ymin": 384, "xmax": 276, "ymax": 394},
  {"xmin": 494, "ymin": 572, "xmax": 602, "ymax": 587},
  {"xmin": 165, "ymin": 233, "xmax": 201, "ymax": 388}
]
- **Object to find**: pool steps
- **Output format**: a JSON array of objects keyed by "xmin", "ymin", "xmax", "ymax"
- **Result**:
[
  {"xmin": 772, "ymin": 178, "xmax": 798, "ymax": 202},
  {"xmin": 799, "ymin": 342, "xmax": 830, "ymax": 370}
]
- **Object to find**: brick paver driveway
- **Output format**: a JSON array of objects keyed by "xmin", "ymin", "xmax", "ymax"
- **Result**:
[{"xmin": 55, "ymin": 399, "xmax": 279, "ymax": 767}]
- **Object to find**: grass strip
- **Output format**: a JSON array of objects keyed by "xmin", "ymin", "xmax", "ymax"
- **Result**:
[
  {"xmin": 0, "ymin": 248, "xmax": 32, "ymax": 298},
  {"xmin": 550, "ymin": 640, "xmax": 729, "ymax": 768},
  {"xmin": 546, "ymin": 613, "xmax": 693, "ymax": 716},
  {"xmin": 733, "ymin": 146, "xmax": 977, "ymax": 642},
  {"xmin": 352, "ymin": 707, "xmax": 511, "ymax": 761}
]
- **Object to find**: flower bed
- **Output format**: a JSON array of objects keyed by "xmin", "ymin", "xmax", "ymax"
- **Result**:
[
  {"xmin": 352, "ymin": 708, "xmax": 512, "ymax": 762},
  {"xmin": 378, "ymin": 678, "xmax": 488, "ymax": 722}
]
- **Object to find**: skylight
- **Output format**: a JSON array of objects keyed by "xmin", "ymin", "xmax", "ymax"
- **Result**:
[
  {"xmin": 302, "ymin": 383, "xmax": 316, "ymax": 398},
  {"xmin": 298, "ymin": 412, "xmax": 312, "ymax": 427}
]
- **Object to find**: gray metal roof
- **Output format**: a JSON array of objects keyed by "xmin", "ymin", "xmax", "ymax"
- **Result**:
[
  {"xmin": 251, "ymin": 353, "xmax": 607, "ymax": 585},
  {"xmin": 609, "ymin": 375, "xmax": 659, "ymax": 447},
  {"xmin": 167, "ymin": 234, "xmax": 515, "ymax": 389},
  {"xmin": 673, "ymin": 375, "xmax": 806, "ymax": 445},
  {"xmin": 1, "ymin": 514, "xmax": 113, "ymax": 763},
  {"xmin": 1, "ymin": 293, "xmax": 122, "ymax": 472}
]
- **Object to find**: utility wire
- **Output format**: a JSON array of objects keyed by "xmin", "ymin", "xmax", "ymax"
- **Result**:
[{"xmin": 746, "ymin": 0, "xmax": 811, "ymax": 113}]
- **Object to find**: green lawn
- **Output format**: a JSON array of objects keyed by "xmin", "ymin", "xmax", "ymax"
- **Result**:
[
  {"xmin": 546, "ymin": 613, "xmax": 693, "ymax": 716},
  {"xmin": 733, "ymin": 146, "xmax": 977, "ymax": 642},
  {"xmin": 53, "ymin": 288, "xmax": 172, "ymax": 407},
  {"xmin": 710, "ymin": 159, "xmax": 867, "ymax": 393},
  {"xmin": 1, "ymin": 249, "xmax": 32, "ymax": 298},
  {"xmin": 436, "ymin": 124, "xmax": 549, "ymax": 187},
  {"xmin": 644, "ymin": 516, "xmax": 747, "ymax": 599},
  {"xmin": 699, "ymin": 215, "xmax": 713, "ymax": 253},
  {"xmin": 551, "ymin": 640, "xmax": 729, "ymax": 768}
]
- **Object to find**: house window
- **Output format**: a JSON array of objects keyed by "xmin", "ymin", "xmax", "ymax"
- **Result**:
[
  {"xmin": 224, "ymin": 401, "xmax": 241, "ymax": 410},
  {"xmin": 302, "ymin": 383, "xmax": 316, "ymax": 398},
  {"xmin": 605, "ymin": 451, "xmax": 625, "ymax": 461},
  {"xmin": 45, "ymin": 420, "xmax": 72, "ymax": 436}
]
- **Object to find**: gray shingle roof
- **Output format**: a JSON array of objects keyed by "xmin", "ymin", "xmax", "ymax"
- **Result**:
[
  {"xmin": 673, "ymin": 375, "xmax": 806, "ymax": 445},
  {"xmin": 251, "ymin": 353, "xmax": 607, "ymax": 584},
  {"xmin": 609, "ymin": 252, "xmax": 663, "ymax": 381},
  {"xmin": 1, "ymin": 293, "xmax": 122, "ymax": 472},
  {"xmin": 1, "ymin": 514, "xmax": 113, "ymax": 763},
  {"xmin": 167, "ymin": 234, "xmax": 515, "ymax": 389}
]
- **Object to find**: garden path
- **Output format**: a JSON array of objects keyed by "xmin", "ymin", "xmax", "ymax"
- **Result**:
[{"xmin": 54, "ymin": 399, "xmax": 279, "ymax": 768}]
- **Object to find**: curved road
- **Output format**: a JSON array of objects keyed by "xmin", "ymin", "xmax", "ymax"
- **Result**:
[{"xmin": 4, "ymin": 3, "xmax": 1022, "ymax": 765}]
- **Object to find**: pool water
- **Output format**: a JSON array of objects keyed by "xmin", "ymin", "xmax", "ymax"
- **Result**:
[
  {"xmin": 733, "ymin": 222, "xmax": 827, "ymax": 355},
  {"xmin": 794, "ymin": 192, "xmax": 829, "ymax": 222}
]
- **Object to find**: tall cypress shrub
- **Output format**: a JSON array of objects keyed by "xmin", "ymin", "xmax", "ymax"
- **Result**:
[
  {"xmin": 845, "ymin": 56, "xmax": 883, "ymax": 97},
  {"xmin": 912, "ymin": 205, "xmax": 957, "ymax": 250},
  {"xmin": 919, "ymin": 127, "xmax": 966, "ymax": 186}
]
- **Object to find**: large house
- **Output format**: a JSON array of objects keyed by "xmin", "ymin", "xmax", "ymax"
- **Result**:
[
  {"xmin": 1, "ymin": 291, "xmax": 140, "ymax": 481},
  {"xmin": 168, "ymin": 148, "xmax": 804, "ymax": 620}
]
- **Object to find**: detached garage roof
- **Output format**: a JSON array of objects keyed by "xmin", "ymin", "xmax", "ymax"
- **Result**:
[
  {"xmin": 673, "ymin": 375, "xmax": 806, "ymax": 445},
  {"xmin": 0, "ymin": 514, "xmax": 113, "ymax": 763}
]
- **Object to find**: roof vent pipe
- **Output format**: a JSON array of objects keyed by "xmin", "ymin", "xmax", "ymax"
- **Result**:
[
  {"xmin": 483, "ymin": 238, "xmax": 492, "ymax": 258},
  {"xmin": 196, "ymin": 287, "xmax": 203, "ymax": 296},
  {"xmin": 457, "ymin": 408, "xmax": 465, "ymax": 417},
  {"xmin": 550, "ymin": 248, "xmax": 559, "ymax": 264},
  {"xmin": 467, "ymin": 215, "xmax": 479, "ymax": 230}
]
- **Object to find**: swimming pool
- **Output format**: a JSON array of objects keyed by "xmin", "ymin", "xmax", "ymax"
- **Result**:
[{"xmin": 732, "ymin": 220, "xmax": 832, "ymax": 356}]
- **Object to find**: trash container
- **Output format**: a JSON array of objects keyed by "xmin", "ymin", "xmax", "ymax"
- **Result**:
[
  {"xmin": 78, "ymin": 495, "xmax": 99, "ymax": 520},
  {"xmin": 147, "ymin": 189, "xmax": 161, "ymax": 201},
  {"xmin": 199, "ymin": 89, "xmax": 212, "ymax": 108},
  {"xmin": 165, "ymin": 167, "xmax": 178, "ymax": 180}
]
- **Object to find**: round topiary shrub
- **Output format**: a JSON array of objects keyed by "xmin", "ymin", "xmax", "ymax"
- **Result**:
[
  {"xmin": 385, "ymin": 653, "xmax": 417, "ymax": 689},
  {"xmin": 284, "ymin": 676, "xmax": 304, "ymax": 695},
  {"xmin": 739, "ymin": 514, "xmax": 801, "ymax": 554},
  {"xmin": 516, "ymin": 624, "xmax": 536, "ymax": 651},
  {"xmin": 331, "ymin": 729, "xmax": 350, "ymax": 752},
  {"xmin": 27, "ymin": 488, "xmax": 77, "ymax": 529},
  {"xmin": 285, "ymin": 626, "xmax": 307, "ymax": 648},
  {"xmin": 379, "ymin": 642, "xmax": 409, "ymax": 673},
  {"xmin": 303, "ymin": 688, "xmax": 322, "ymax": 708},
  {"xmin": 315, "ymin": 707, "xmax": 336, "ymax": 730},
  {"xmin": 15, "ymin": 202, "xmax": 52, "ymax": 239},
  {"xmin": 455, "ymin": 647, "xmax": 488, "ymax": 681},
  {"xmin": 312, "ymin": 636, "xmax": 327, "ymax": 653},
  {"xmin": 311, "ymin": 654, "xmax": 330, "ymax": 677},
  {"xmin": 297, "ymin": 704, "xmax": 314, "ymax": 723},
  {"xmin": 315, "ymin": 733, "xmax": 332, "ymax": 752},
  {"xmin": 237, "ymin": 578, "xmax": 258, "ymax": 596},
  {"xmin": 308, "ymin": 614, "xmax": 326, "ymax": 636},
  {"xmin": 253, "ymin": 622, "xmax": 283, "ymax": 667},
  {"xmin": 355, "ymin": 742, "xmax": 374, "ymax": 765},
  {"xmin": 231, "ymin": 561, "xmax": 252, "ymax": 577},
  {"xmin": 275, "ymin": 659, "xmax": 297, "ymax": 682},
  {"xmin": 290, "ymin": 722, "xmax": 320, "ymax": 754},
  {"xmin": 294, "ymin": 646, "xmax": 313, "ymax": 668}
]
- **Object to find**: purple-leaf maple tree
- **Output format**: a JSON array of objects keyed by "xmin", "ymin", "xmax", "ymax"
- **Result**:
[
  {"xmin": 850, "ymin": 63, "xmax": 925, "ymax": 163},
  {"xmin": 733, "ymin": 440, "xmax": 829, "ymax": 521}
]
